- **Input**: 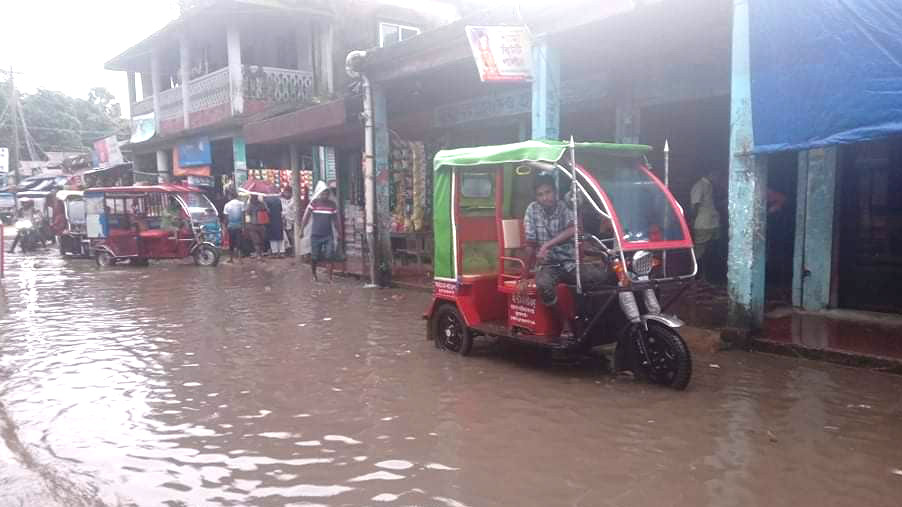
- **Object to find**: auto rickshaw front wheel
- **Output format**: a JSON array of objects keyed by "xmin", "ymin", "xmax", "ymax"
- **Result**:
[
  {"xmin": 432, "ymin": 304, "xmax": 473, "ymax": 356},
  {"xmin": 193, "ymin": 244, "xmax": 220, "ymax": 267},
  {"xmin": 637, "ymin": 322, "xmax": 692, "ymax": 391}
]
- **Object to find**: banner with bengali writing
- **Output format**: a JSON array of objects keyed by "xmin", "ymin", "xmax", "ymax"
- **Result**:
[{"xmin": 465, "ymin": 26, "xmax": 533, "ymax": 82}]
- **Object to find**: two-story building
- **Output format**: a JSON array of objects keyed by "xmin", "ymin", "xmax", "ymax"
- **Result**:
[{"xmin": 106, "ymin": 0, "xmax": 459, "ymax": 196}]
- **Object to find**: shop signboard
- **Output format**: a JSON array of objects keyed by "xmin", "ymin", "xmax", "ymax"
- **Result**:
[
  {"xmin": 130, "ymin": 113, "xmax": 155, "ymax": 144},
  {"xmin": 93, "ymin": 135, "xmax": 124, "ymax": 168},
  {"xmin": 172, "ymin": 149, "xmax": 211, "ymax": 178},
  {"xmin": 178, "ymin": 137, "xmax": 212, "ymax": 167},
  {"xmin": 465, "ymin": 26, "xmax": 532, "ymax": 82},
  {"xmin": 0, "ymin": 147, "xmax": 8, "ymax": 173}
]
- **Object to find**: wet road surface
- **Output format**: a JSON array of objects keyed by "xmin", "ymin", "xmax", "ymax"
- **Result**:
[{"xmin": 0, "ymin": 251, "xmax": 901, "ymax": 506}]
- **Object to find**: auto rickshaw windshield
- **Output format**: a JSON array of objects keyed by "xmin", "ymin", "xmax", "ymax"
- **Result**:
[
  {"xmin": 180, "ymin": 192, "xmax": 217, "ymax": 222},
  {"xmin": 577, "ymin": 152, "xmax": 686, "ymax": 245}
]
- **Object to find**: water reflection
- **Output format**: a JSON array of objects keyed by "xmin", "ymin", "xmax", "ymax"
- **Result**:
[{"xmin": 0, "ymin": 252, "xmax": 901, "ymax": 506}]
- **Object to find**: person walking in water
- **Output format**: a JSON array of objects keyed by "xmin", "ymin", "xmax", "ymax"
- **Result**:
[
  {"xmin": 223, "ymin": 193, "xmax": 245, "ymax": 263},
  {"xmin": 300, "ymin": 182, "xmax": 341, "ymax": 281},
  {"xmin": 244, "ymin": 194, "xmax": 269, "ymax": 259},
  {"xmin": 264, "ymin": 194, "xmax": 284, "ymax": 257},
  {"xmin": 280, "ymin": 187, "xmax": 297, "ymax": 255}
]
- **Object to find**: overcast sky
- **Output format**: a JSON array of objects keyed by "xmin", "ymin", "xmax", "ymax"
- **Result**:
[{"xmin": 0, "ymin": 1, "xmax": 180, "ymax": 115}]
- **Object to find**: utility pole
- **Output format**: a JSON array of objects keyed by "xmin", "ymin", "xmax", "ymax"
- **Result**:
[{"xmin": 6, "ymin": 67, "xmax": 20, "ymax": 187}]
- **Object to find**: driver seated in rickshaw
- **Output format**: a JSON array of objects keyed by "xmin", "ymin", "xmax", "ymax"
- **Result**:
[{"xmin": 523, "ymin": 174, "xmax": 607, "ymax": 340}]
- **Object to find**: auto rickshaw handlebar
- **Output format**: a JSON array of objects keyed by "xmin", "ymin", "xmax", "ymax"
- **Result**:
[{"xmin": 585, "ymin": 233, "xmax": 615, "ymax": 254}]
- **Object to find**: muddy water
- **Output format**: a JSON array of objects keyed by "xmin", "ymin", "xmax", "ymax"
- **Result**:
[{"xmin": 0, "ymin": 252, "xmax": 901, "ymax": 507}]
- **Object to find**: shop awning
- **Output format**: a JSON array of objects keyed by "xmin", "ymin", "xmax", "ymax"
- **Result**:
[
  {"xmin": 243, "ymin": 97, "xmax": 361, "ymax": 145},
  {"xmin": 750, "ymin": 0, "xmax": 902, "ymax": 153}
]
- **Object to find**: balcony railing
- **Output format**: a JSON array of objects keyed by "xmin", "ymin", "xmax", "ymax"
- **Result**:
[
  {"xmin": 130, "ymin": 66, "xmax": 315, "ymax": 131},
  {"xmin": 158, "ymin": 86, "xmax": 183, "ymax": 121},
  {"xmin": 243, "ymin": 66, "xmax": 314, "ymax": 104},
  {"xmin": 188, "ymin": 67, "xmax": 230, "ymax": 114}
]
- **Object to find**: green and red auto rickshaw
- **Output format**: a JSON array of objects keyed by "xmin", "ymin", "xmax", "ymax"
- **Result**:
[{"xmin": 425, "ymin": 140, "xmax": 697, "ymax": 389}]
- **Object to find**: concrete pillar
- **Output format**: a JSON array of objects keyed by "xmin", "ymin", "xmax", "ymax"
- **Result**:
[
  {"xmin": 372, "ymin": 83, "xmax": 391, "ymax": 285},
  {"xmin": 316, "ymin": 21, "xmax": 335, "ymax": 95},
  {"xmin": 531, "ymin": 38, "xmax": 560, "ymax": 140},
  {"xmin": 726, "ymin": 156, "xmax": 768, "ymax": 332},
  {"xmin": 140, "ymin": 72, "xmax": 153, "ymax": 100},
  {"xmin": 296, "ymin": 21, "xmax": 313, "ymax": 71},
  {"xmin": 227, "ymin": 23, "xmax": 244, "ymax": 116},
  {"xmin": 290, "ymin": 143, "xmax": 302, "ymax": 258},
  {"xmin": 793, "ymin": 147, "xmax": 838, "ymax": 311},
  {"xmin": 724, "ymin": 0, "xmax": 768, "ymax": 342},
  {"xmin": 150, "ymin": 48, "xmax": 162, "ymax": 131},
  {"xmin": 127, "ymin": 72, "xmax": 137, "ymax": 106},
  {"xmin": 179, "ymin": 34, "xmax": 192, "ymax": 129},
  {"xmin": 156, "ymin": 149, "xmax": 171, "ymax": 183}
]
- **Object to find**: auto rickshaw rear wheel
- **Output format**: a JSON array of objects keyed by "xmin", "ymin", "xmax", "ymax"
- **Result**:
[
  {"xmin": 193, "ymin": 244, "xmax": 220, "ymax": 267},
  {"xmin": 432, "ymin": 304, "xmax": 473, "ymax": 356},
  {"xmin": 95, "ymin": 250, "xmax": 115, "ymax": 267},
  {"xmin": 130, "ymin": 258, "xmax": 150, "ymax": 267}
]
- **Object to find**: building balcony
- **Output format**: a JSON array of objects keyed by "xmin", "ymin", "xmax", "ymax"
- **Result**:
[{"xmin": 133, "ymin": 66, "xmax": 315, "ymax": 137}]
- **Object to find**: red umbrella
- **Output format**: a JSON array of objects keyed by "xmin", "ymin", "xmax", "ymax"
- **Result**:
[{"xmin": 240, "ymin": 178, "xmax": 279, "ymax": 196}]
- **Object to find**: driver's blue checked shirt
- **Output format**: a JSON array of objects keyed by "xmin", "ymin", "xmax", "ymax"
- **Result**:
[{"xmin": 524, "ymin": 200, "xmax": 576, "ymax": 270}]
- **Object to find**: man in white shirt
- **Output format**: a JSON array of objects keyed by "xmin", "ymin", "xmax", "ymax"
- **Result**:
[
  {"xmin": 690, "ymin": 171, "xmax": 721, "ymax": 280},
  {"xmin": 280, "ymin": 188, "xmax": 297, "ymax": 255},
  {"xmin": 223, "ymin": 194, "xmax": 246, "ymax": 262}
]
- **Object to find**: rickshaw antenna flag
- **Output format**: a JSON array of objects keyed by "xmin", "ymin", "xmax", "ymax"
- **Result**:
[{"xmin": 569, "ymin": 136, "xmax": 582, "ymax": 295}]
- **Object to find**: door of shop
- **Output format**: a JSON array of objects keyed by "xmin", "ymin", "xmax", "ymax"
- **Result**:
[{"xmin": 838, "ymin": 138, "xmax": 902, "ymax": 313}]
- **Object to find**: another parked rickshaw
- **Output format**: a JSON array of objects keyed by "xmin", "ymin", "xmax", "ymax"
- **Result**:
[
  {"xmin": 425, "ymin": 140, "xmax": 697, "ymax": 389},
  {"xmin": 54, "ymin": 190, "xmax": 90, "ymax": 257},
  {"xmin": 85, "ymin": 184, "xmax": 221, "ymax": 267}
]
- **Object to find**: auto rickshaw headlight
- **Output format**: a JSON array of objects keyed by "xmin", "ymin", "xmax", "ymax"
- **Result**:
[{"xmin": 631, "ymin": 250, "xmax": 654, "ymax": 277}]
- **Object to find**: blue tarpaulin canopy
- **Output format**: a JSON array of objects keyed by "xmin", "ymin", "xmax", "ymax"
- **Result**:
[{"xmin": 750, "ymin": 0, "xmax": 902, "ymax": 153}]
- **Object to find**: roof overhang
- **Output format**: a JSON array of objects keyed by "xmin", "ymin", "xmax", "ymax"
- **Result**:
[
  {"xmin": 360, "ymin": 0, "xmax": 662, "ymax": 83},
  {"xmin": 244, "ymin": 96, "xmax": 362, "ymax": 145}
]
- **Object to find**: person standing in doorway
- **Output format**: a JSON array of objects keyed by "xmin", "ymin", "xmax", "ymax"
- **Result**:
[
  {"xmin": 264, "ymin": 194, "xmax": 284, "ymax": 257},
  {"xmin": 300, "ymin": 183, "xmax": 341, "ymax": 281},
  {"xmin": 244, "ymin": 194, "xmax": 268, "ymax": 259},
  {"xmin": 223, "ymin": 193, "xmax": 245, "ymax": 263},
  {"xmin": 690, "ymin": 170, "xmax": 722, "ymax": 282}
]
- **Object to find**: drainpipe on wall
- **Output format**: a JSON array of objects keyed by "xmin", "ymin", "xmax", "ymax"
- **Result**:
[{"xmin": 346, "ymin": 50, "xmax": 378, "ymax": 288}]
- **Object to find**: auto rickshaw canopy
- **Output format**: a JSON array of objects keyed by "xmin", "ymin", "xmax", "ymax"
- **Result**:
[{"xmin": 433, "ymin": 140, "xmax": 652, "ymax": 173}]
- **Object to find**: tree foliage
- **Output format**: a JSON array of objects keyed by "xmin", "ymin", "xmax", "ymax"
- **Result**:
[{"xmin": 0, "ymin": 82, "xmax": 125, "ymax": 157}]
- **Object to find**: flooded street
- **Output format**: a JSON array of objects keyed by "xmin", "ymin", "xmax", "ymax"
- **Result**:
[{"xmin": 0, "ymin": 252, "xmax": 900, "ymax": 507}]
